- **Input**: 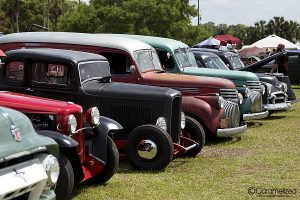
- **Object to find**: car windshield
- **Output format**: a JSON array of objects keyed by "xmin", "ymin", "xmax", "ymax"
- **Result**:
[
  {"xmin": 134, "ymin": 49, "xmax": 163, "ymax": 72},
  {"xmin": 204, "ymin": 56, "xmax": 230, "ymax": 70},
  {"xmin": 227, "ymin": 55, "xmax": 245, "ymax": 69},
  {"xmin": 78, "ymin": 61, "xmax": 111, "ymax": 83},
  {"xmin": 174, "ymin": 48, "xmax": 198, "ymax": 68}
]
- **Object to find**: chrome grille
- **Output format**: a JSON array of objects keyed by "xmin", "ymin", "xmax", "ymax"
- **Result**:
[
  {"xmin": 223, "ymin": 101, "xmax": 240, "ymax": 128},
  {"xmin": 249, "ymin": 90, "xmax": 263, "ymax": 112},
  {"xmin": 247, "ymin": 81, "xmax": 262, "ymax": 91},
  {"xmin": 220, "ymin": 88, "xmax": 239, "ymax": 104},
  {"xmin": 269, "ymin": 91, "xmax": 287, "ymax": 104}
]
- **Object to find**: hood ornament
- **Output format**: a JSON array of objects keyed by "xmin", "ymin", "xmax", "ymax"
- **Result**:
[{"xmin": 11, "ymin": 125, "xmax": 22, "ymax": 142}]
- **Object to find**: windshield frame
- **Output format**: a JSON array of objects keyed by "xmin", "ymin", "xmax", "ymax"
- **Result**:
[
  {"xmin": 174, "ymin": 47, "xmax": 198, "ymax": 69},
  {"xmin": 78, "ymin": 60, "xmax": 111, "ymax": 85},
  {"xmin": 133, "ymin": 49, "xmax": 163, "ymax": 73},
  {"xmin": 203, "ymin": 56, "xmax": 230, "ymax": 70}
]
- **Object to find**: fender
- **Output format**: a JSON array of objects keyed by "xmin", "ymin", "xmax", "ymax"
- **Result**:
[
  {"xmin": 182, "ymin": 96, "xmax": 223, "ymax": 134},
  {"xmin": 37, "ymin": 130, "xmax": 84, "ymax": 183},
  {"xmin": 88, "ymin": 116, "xmax": 123, "ymax": 164}
]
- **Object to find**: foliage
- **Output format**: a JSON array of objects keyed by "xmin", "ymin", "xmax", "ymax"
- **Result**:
[{"xmin": 0, "ymin": 1, "xmax": 300, "ymax": 46}]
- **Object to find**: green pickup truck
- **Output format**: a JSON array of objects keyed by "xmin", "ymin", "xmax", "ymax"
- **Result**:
[{"xmin": 0, "ymin": 106, "xmax": 59, "ymax": 200}]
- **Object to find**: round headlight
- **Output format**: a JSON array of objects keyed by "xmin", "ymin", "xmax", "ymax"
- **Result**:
[
  {"xmin": 218, "ymin": 96, "xmax": 225, "ymax": 109},
  {"xmin": 91, "ymin": 107, "xmax": 100, "ymax": 126},
  {"xmin": 181, "ymin": 112, "xmax": 186, "ymax": 129},
  {"xmin": 156, "ymin": 117, "xmax": 167, "ymax": 131},
  {"xmin": 67, "ymin": 114, "xmax": 77, "ymax": 134},
  {"xmin": 244, "ymin": 87, "xmax": 250, "ymax": 98},
  {"xmin": 260, "ymin": 84, "xmax": 265, "ymax": 95},
  {"xmin": 41, "ymin": 155, "xmax": 60, "ymax": 186},
  {"xmin": 238, "ymin": 93, "xmax": 243, "ymax": 104}
]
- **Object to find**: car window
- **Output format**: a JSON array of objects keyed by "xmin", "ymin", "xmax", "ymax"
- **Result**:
[
  {"xmin": 78, "ymin": 61, "xmax": 111, "ymax": 83},
  {"xmin": 174, "ymin": 48, "xmax": 198, "ymax": 68},
  {"xmin": 134, "ymin": 49, "xmax": 163, "ymax": 72},
  {"xmin": 31, "ymin": 62, "xmax": 69, "ymax": 85},
  {"xmin": 6, "ymin": 61, "xmax": 25, "ymax": 82},
  {"xmin": 288, "ymin": 55, "xmax": 299, "ymax": 64}
]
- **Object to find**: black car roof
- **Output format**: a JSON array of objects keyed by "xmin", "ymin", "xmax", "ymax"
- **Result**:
[{"xmin": 5, "ymin": 48, "xmax": 107, "ymax": 64}]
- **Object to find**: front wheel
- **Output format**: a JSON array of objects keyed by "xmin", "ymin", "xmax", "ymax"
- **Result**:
[
  {"xmin": 182, "ymin": 116, "xmax": 205, "ymax": 157},
  {"xmin": 125, "ymin": 125, "xmax": 174, "ymax": 170},
  {"xmin": 88, "ymin": 136, "xmax": 119, "ymax": 184},
  {"xmin": 55, "ymin": 153, "xmax": 74, "ymax": 200}
]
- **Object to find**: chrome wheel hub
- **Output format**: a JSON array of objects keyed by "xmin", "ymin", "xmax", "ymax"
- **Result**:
[{"xmin": 137, "ymin": 139, "xmax": 158, "ymax": 160}]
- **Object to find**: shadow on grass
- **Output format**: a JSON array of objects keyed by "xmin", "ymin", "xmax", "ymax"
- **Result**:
[
  {"xmin": 247, "ymin": 121, "xmax": 263, "ymax": 128},
  {"xmin": 263, "ymin": 115, "xmax": 286, "ymax": 120},
  {"xmin": 204, "ymin": 135, "xmax": 242, "ymax": 146}
]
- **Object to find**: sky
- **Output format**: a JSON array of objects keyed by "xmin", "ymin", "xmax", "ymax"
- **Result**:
[
  {"xmin": 190, "ymin": 0, "xmax": 300, "ymax": 26},
  {"xmin": 81, "ymin": 0, "xmax": 300, "ymax": 26}
]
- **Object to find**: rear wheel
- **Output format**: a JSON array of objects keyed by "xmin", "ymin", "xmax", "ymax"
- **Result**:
[
  {"xmin": 55, "ymin": 153, "xmax": 74, "ymax": 200},
  {"xmin": 125, "ymin": 125, "xmax": 173, "ymax": 170},
  {"xmin": 89, "ymin": 136, "xmax": 119, "ymax": 183},
  {"xmin": 182, "ymin": 116, "xmax": 205, "ymax": 157}
]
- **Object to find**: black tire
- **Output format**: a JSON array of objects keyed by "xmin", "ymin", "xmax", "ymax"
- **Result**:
[
  {"xmin": 268, "ymin": 110, "xmax": 274, "ymax": 116},
  {"xmin": 125, "ymin": 125, "xmax": 174, "ymax": 170},
  {"xmin": 55, "ymin": 153, "xmax": 74, "ymax": 200},
  {"xmin": 181, "ymin": 116, "xmax": 205, "ymax": 157},
  {"xmin": 89, "ymin": 137, "xmax": 119, "ymax": 183}
]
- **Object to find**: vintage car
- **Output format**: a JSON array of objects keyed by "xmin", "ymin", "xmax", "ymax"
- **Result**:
[
  {"xmin": 0, "ymin": 106, "xmax": 59, "ymax": 200},
  {"xmin": 0, "ymin": 91, "xmax": 120, "ymax": 200},
  {"xmin": 241, "ymin": 51, "xmax": 297, "ymax": 101},
  {"xmin": 1, "ymin": 47, "xmax": 195, "ymax": 171},
  {"xmin": 117, "ymin": 34, "xmax": 268, "ymax": 121},
  {"xmin": 192, "ymin": 50, "xmax": 290, "ymax": 113},
  {"xmin": 0, "ymin": 32, "xmax": 248, "ymax": 142}
]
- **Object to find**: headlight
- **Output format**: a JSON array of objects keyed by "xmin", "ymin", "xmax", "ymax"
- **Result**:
[
  {"xmin": 238, "ymin": 93, "xmax": 243, "ymax": 104},
  {"xmin": 67, "ymin": 114, "xmax": 77, "ymax": 134},
  {"xmin": 260, "ymin": 84, "xmax": 265, "ymax": 95},
  {"xmin": 181, "ymin": 112, "xmax": 186, "ymax": 129},
  {"xmin": 90, "ymin": 107, "xmax": 100, "ymax": 126},
  {"xmin": 156, "ymin": 117, "xmax": 167, "ymax": 131},
  {"xmin": 39, "ymin": 154, "xmax": 60, "ymax": 187},
  {"xmin": 218, "ymin": 96, "xmax": 225, "ymax": 109}
]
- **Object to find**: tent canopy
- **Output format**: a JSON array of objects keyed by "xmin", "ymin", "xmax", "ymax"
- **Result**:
[
  {"xmin": 238, "ymin": 46, "xmax": 264, "ymax": 58},
  {"xmin": 193, "ymin": 37, "xmax": 221, "ymax": 48},
  {"xmin": 213, "ymin": 30, "xmax": 241, "ymax": 45},
  {"xmin": 250, "ymin": 34, "xmax": 299, "ymax": 50}
]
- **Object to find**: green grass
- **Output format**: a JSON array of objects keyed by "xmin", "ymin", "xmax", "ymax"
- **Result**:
[{"xmin": 73, "ymin": 88, "xmax": 300, "ymax": 200}]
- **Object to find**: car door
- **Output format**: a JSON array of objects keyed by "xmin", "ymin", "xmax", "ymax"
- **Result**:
[
  {"xmin": 28, "ymin": 60, "xmax": 77, "ymax": 102},
  {"xmin": 287, "ymin": 53, "xmax": 300, "ymax": 83}
]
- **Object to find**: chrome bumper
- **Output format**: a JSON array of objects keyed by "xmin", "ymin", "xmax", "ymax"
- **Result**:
[
  {"xmin": 243, "ymin": 110, "xmax": 269, "ymax": 120},
  {"xmin": 263, "ymin": 102, "xmax": 290, "ymax": 111},
  {"xmin": 217, "ymin": 123, "xmax": 247, "ymax": 137}
]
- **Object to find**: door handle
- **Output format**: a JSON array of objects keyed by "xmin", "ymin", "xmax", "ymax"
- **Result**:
[{"xmin": 25, "ymin": 88, "xmax": 34, "ymax": 92}]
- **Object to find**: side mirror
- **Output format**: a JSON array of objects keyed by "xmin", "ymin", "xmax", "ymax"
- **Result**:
[{"xmin": 129, "ymin": 65, "xmax": 136, "ymax": 73}]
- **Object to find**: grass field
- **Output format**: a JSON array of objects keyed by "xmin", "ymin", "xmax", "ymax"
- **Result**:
[{"xmin": 73, "ymin": 88, "xmax": 300, "ymax": 200}]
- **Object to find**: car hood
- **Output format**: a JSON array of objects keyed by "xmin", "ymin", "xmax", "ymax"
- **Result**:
[
  {"xmin": 82, "ymin": 81, "xmax": 181, "ymax": 101},
  {"xmin": 256, "ymin": 73, "xmax": 279, "ymax": 86},
  {"xmin": 241, "ymin": 52, "xmax": 285, "ymax": 72},
  {"xmin": 180, "ymin": 67, "xmax": 259, "ymax": 87},
  {"xmin": 141, "ymin": 71, "xmax": 236, "ymax": 92},
  {"xmin": 0, "ymin": 91, "xmax": 82, "ymax": 114},
  {"xmin": 0, "ymin": 107, "xmax": 57, "ymax": 159}
]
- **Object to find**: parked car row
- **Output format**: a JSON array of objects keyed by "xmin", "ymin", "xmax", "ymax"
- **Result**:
[{"xmin": 0, "ymin": 32, "xmax": 294, "ymax": 199}]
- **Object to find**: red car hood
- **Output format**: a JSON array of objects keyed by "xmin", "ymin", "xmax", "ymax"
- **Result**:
[
  {"xmin": 0, "ymin": 91, "xmax": 82, "ymax": 114},
  {"xmin": 142, "ymin": 71, "xmax": 236, "ymax": 93}
]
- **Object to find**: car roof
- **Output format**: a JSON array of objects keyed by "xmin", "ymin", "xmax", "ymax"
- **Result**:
[
  {"xmin": 0, "ymin": 32, "xmax": 153, "ymax": 55},
  {"xmin": 5, "ymin": 48, "xmax": 107, "ymax": 63},
  {"xmin": 107, "ymin": 34, "xmax": 189, "ymax": 51}
]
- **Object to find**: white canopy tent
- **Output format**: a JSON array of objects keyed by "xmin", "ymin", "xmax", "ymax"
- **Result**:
[{"xmin": 250, "ymin": 34, "xmax": 299, "ymax": 50}]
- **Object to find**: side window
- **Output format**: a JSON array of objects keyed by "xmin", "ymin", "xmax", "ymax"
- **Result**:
[
  {"xmin": 100, "ymin": 52, "xmax": 132, "ymax": 74},
  {"xmin": 6, "ymin": 61, "xmax": 24, "ymax": 82},
  {"xmin": 157, "ymin": 50, "xmax": 175, "ymax": 70},
  {"xmin": 288, "ymin": 55, "xmax": 299, "ymax": 64},
  {"xmin": 32, "ymin": 62, "xmax": 69, "ymax": 85}
]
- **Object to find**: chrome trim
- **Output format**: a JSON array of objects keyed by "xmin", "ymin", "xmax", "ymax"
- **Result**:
[
  {"xmin": 217, "ymin": 123, "xmax": 247, "ymax": 137},
  {"xmin": 263, "ymin": 102, "xmax": 290, "ymax": 111},
  {"xmin": 0, "ymin": 146, "xmax": 47, "ymax": 162},
  {"xmin": 243, "ymin": 110, "xmax": 269, "ymax": 120}
]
